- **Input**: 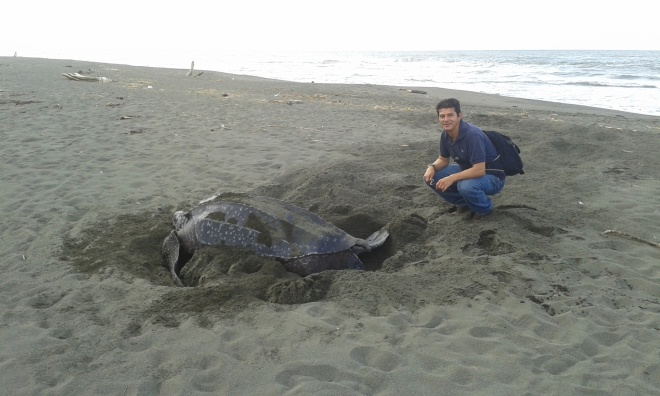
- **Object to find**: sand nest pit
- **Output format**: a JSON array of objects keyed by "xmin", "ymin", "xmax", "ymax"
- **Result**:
[
  {"xmin": 61, "ymin": 199, "xmax": 421, "ymax": 308},
  {"xmin": 60, "ymin": 154, "xmax": 434, "ymax": 312}
]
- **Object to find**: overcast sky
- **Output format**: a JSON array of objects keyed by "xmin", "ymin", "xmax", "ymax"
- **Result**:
[{"xmin": 3, "ymin": 0, "xmax": 658, "ymax": 58}]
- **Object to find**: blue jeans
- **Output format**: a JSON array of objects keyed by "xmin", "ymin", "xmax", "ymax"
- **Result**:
[{"xmin": 427, "ymin": 164, "xmax": 504, "ymax": 215}]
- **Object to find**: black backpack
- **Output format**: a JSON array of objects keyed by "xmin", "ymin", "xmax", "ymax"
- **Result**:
[{"xmin": 484, "ymin": 130, "xmax": 524, "ymax": 176}]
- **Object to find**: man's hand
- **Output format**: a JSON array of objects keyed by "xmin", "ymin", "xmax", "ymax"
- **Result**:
[
  {"xmin": 435, "ymin": 175, "xmax": 456, "ymax": 192},
  {"xmin": 435, "ymin": 163, "xmax": 485, "ymax": 191},
  {"xmin": 423, "ymin": 166, "xmax": 435, "ymax": 184}
]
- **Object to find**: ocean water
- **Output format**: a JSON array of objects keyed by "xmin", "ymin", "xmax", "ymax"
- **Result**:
[
  {"xmin": 40, "ymin": 49, "xmax": 660, "ymax": 116},
  {"xmin": 198, "ymin": 50, "xmax": 659, "ymax": 116}
]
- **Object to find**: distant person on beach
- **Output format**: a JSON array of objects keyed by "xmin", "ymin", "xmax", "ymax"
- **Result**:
[{"xmin": 423, "ymin": 98, "xmax": 505, "ymax": 218}]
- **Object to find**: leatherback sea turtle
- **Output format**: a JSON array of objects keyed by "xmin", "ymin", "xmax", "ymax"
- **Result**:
[{"xmin": 162, "ymin": 195, "xmax": 389, "ymax": 286}]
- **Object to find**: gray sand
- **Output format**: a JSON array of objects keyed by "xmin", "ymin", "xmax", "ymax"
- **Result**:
[{"xmin": 1, "ymin": 57, "xmax": 658, "ymax": 395}]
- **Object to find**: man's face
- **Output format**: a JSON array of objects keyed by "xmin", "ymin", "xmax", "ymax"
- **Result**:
[{"xmin": 438, "ymin": 108, "xmax": 462, "ymax": 133}]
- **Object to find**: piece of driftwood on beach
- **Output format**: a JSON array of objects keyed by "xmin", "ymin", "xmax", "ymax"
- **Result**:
[
  {"xmin": 399, "ymin": 88, "xmax": 427, "ymax": 94},
  {"xmin": 61, "ymin": 73, "xmax": 111, "ymax": 83},
  {"xmin": 601, "ymin": 229, "xmax": 660, "ymax": 248}
]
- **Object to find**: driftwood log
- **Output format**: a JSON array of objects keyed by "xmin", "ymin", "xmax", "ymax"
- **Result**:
[
  {"xmin": 601, "ymin": 230, "xmax": 659, "ymax": 248},
  {"xmin": 399, "ymin": 89, "xmax": 427, "ymax": 94},
  {"xmin": 61, "ymin": 73, "xmax": 111, "ymax": 83},
  {"xmin": 186, "ymin": 61, "xmax": 203, "ymax": 77}
]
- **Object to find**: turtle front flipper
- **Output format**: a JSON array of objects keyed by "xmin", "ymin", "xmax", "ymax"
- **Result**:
[{"xmin": 162, "ymin": 230, "xmax": 185, "ymax": 287}]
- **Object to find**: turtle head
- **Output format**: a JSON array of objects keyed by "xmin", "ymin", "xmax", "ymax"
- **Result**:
[{"xmin": 172, "ymin": 210, "xmax": 190, "ymax": 231}]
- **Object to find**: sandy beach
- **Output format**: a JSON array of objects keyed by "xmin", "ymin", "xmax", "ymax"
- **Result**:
[{"xmin": 1, "ymin": 57, "xmax": 658, "ymax": 395}]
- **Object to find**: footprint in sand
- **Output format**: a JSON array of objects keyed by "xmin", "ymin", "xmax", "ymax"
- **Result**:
[
  {"xmin": 468, "ymin": 326, "xmax": 501, "ymax": 338},
  {"xmin": 462, "ymin": 230, "xmax": 516, "ymax": 256},
  {"xmin": 275, "ymin": 363, "xmax": 371, "ymax": 394},
  {"xmin": 349, "ymin": 346, "xmax": 403, "ymax": 372}
]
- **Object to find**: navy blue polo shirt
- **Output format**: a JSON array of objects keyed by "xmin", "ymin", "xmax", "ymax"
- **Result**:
[{"xmin": 440, "ymin": 120, "xmax": 505, "ymax": 180}]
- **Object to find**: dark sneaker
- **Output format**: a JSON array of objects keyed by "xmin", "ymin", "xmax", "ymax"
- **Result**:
[{"xmin": 471, "ymin": 211, "xmax": 492, "ymax": 220}]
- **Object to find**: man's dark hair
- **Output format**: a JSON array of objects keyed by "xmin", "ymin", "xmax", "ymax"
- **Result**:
[{"xmin": 436, "ymin": 98, "xmax": 461, "ymax": 115}]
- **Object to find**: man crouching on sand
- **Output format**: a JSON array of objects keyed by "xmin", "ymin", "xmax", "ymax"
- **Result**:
[{"xmin": 423, "ymin": 98, "xmax": 505, "ymax": 218}]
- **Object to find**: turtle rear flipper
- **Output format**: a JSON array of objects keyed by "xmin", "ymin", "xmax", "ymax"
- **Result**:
[
  {"xmin": 162, "ymin": 231, "xmax": 185, "ymax": 287},
  {"xmin": 364, "ymin": 227, "xmax": 389, "ymax": 249},
  {"xmin": 352, "ymin": 227, "xmax": 389, "ymax": 254}
]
